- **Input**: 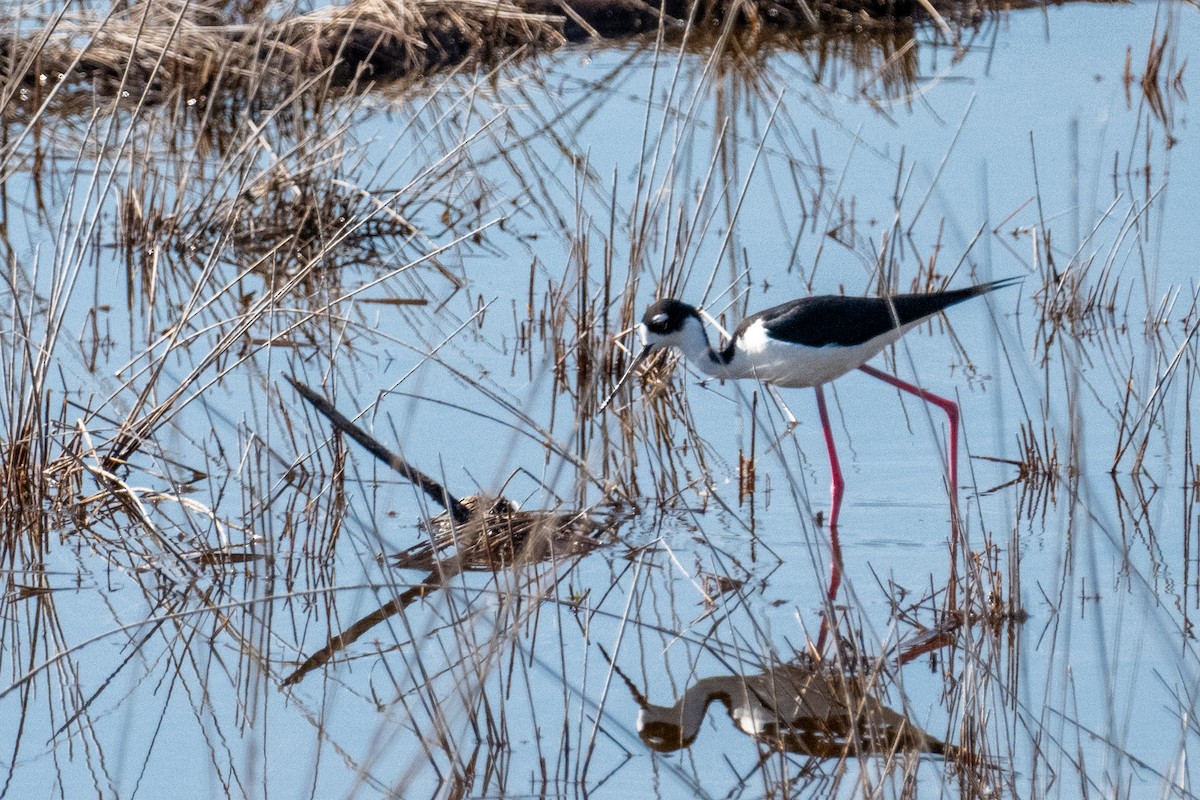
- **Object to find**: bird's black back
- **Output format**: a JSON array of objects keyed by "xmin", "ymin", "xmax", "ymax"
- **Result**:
[{"xmin": 723, "ymin": 278, "xmax": 1018, "ymax": 354}]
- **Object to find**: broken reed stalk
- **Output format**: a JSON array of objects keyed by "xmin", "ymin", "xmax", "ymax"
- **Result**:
[
  {"xmin": 281, "ymin": 376, "xmax": 613, "ymax": 686},
  {"xmin": 285, "ymin": 375, "xmax": 471, "ymax": 523},
  {"xmin": 281, "ymin": 574, "xmax": 440, "ymax": 685}
]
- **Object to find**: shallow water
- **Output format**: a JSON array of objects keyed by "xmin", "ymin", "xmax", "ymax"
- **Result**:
[{"xmin": 2, "ymin": 1, "xmax": 1199, "ymax": 797}]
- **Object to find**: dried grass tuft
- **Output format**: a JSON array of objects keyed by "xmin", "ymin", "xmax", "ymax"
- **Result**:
[
  {"xmin": 0, "ymin": 0, "xmax": 1046, "ymax": 116},
  {"xmin": 0, "ymin": 0, "xmax": 562, "ymax": 115}
]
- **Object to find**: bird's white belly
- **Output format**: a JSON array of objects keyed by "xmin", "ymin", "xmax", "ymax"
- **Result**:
[{"xmin": 729, "ymin": 321, "xmax": 913, "ymax": 388}]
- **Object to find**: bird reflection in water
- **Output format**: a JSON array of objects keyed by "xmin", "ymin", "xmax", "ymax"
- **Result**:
[{"xmin": 633, "ymin": 662, "xmax": 950, "ymax": 758}]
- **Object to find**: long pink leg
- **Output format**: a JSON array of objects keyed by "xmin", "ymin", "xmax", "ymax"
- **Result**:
[
  {"xmin": 814, "ymin": 385, "xmax": 844, "ymax": 650},
  {"xmin": 813, "ymin": 385, "xmax": 845, "ymax": 531},
  {"xmin": 858, "ymin": 364, "xmax": 961, "ymax": 606}
]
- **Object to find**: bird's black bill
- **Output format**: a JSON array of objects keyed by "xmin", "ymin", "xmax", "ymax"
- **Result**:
[{"xmin": 598, "ymin": 344, "xmax": 653, "ymax": 412}]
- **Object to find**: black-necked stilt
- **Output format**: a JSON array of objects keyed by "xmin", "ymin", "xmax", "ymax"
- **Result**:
[{"xmin": 608, "ymin": 278, "xmax": 1018, "ymax": 612}]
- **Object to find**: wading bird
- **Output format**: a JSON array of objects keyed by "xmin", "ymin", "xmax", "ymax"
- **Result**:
[{"xmin": 606, "ymin": 278, "xmax": 1018, "ymax": 616}]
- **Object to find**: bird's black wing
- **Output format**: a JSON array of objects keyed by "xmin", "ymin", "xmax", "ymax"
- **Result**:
[{"xmin": 731, "ymin": 279, "xmax": 1018, "ymax": 349}]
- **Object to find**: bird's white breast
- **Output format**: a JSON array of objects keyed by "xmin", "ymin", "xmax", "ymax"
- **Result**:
[{"xmin": 729, "ymin": 319, "xmax": 917, "ymax": 388}]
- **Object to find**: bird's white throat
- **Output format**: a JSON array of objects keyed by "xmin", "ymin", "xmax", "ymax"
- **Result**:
[{"xmin": 661, "ymin": 316, "xmax": 738, "ymax": 380}]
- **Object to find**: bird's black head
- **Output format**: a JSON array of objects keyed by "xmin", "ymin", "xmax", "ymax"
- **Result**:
[
  {"xmin": 599, "ymin": 299, "xmax": 702, "ymax": 413},
  {"xmin": 641, "ymin": 299, "xmax": 700, "ymax": 337}
]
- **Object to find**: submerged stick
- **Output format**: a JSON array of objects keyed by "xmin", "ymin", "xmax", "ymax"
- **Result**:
[{"xmin": 284, "ymin": 375, "xmax": 471, "ymax": 524}]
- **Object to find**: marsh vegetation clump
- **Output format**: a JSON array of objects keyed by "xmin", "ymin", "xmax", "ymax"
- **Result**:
[
  {"xmin": 0, "ymin": 0, "xmax": 560, "ymax": 111},
  {"xmin": 0, "ymin": 0, "xmax": 1083, "ymax": 116}
]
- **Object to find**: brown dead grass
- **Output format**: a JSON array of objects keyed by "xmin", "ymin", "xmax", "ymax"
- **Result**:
[{"xmin": 0, "ymin": 0, "xmax": 1047, "ymax": 117}]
